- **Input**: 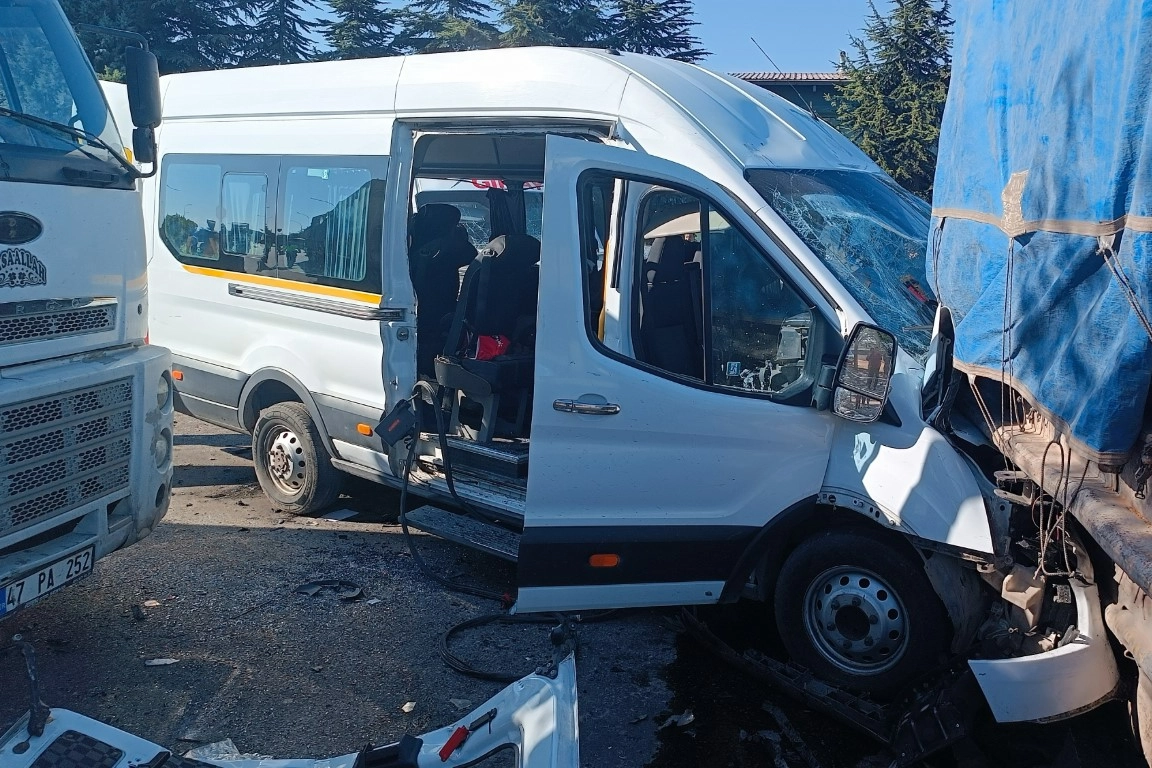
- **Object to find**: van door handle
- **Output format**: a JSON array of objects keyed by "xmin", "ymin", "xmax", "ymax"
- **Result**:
[{"xmin": 553, "ymin": 398, "xmax": 620, "ymax": 415}]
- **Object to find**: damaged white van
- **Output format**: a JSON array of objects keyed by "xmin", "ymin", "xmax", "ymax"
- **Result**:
[{"xmin": 139, "ymin": 48, "xmax": 1117, "ymax": 721}]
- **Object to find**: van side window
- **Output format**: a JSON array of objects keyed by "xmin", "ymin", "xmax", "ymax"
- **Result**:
[
  {"xmin": 159, "ymin": 162, "xmax": 222, "ymax": 261},
  {"xmin": 580, "ymin": 177, "xmax": 817, "ymax": 400},
  {"xmin": 279, "ymin": 164, "xmax": 383, "ymax": 291},
  {"xmin": 220, "ymin": 173, "xmax": 270, "ymax": 271},
  {"xmin": 160, "ymin": 155, "xmax": 387, "ymax": 293},
  {"xmin": 705, "ymin": 206, "xmax": 812, "ymax": 394}
]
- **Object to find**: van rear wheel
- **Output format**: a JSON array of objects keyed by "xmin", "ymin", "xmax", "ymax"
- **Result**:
[
  {"xmin": 253, "ymin": 402, "xmax": 341, "ymax": 516},
  {"xmin": 773, "ymin": 529, "xmax": 950, "ymax": 697}
]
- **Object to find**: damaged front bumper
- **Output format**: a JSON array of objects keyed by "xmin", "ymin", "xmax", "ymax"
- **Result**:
[
  {"xmin": 0, "ymin": 653, "xmax": 579, "ymax": 768},
  {"xmin": 969, "ymin": 573, "xmax": 1119, "ymax": 723}
]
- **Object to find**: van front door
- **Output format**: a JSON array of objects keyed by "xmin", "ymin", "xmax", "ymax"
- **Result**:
[{"xmin": 517, "ymin": 136, "xmax": 838, "ymax": 612}]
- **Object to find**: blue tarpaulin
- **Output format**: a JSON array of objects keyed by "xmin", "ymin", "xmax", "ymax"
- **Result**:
[{"xmin": 929, "ymin": 0, "xmax": 1152, "ymax": 464}]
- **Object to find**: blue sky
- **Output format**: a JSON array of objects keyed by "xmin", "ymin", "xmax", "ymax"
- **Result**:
[{"xmin": 695, "ymin": 0, "xmax": 872, "ymax": 74}]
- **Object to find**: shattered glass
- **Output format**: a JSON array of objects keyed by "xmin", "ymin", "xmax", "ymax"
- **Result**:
[{"xmin": 746, "ymin": 169, "xmax": 937, "ymax": 361}]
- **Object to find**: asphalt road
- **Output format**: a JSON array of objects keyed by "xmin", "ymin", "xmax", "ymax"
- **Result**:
[{"xmin": 0, "ymin": 415, "xmax": 1147, "ymax": 767}]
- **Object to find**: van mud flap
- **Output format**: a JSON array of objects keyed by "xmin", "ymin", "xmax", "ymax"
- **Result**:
[{"xmin": 680, "ymin": 609, "xmax": 982, "ymax": 767}]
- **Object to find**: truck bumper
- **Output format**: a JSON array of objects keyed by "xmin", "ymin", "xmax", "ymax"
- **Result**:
[
  {"xmin": 0, "ymin": 344, "xmax": 173, "ymax": 618},
  {"xmin": 968, "ymin": 574, "xmax": 1119, "ymax": 722}
]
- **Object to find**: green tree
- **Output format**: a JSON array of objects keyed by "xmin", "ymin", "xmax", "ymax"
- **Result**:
[
  {"xmin": 607, "ymin": 0, "xmax": 705, "ymax": 62},
  {"xmin": 64, "ymin": 0, "xmax": 254, "ymax": 74},
  {"xmin": 831, "ymin": 0, "xmax": 952, "ymax": 199},
  {"xmin": 325, "ymin": 0, "xmax": 402, "ymax": 58},
  {"xmin": 396, "ymin": 0, "xmax": 500, "ymax": 52},
  {"xmin": 498, "ymin": 0, "xmax": 608, "ymax": 48},
  {"xmin": 243, "ymin": 0, "xmax": 323, "ymax": 64}
]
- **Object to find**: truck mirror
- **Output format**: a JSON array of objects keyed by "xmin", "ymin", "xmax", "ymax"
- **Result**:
[
  {"xmin": 132, "ymin": 126, "xmax": 156, "ymax": 165},
  {"xmin": 125, "ymin": 46, "xmax": 161, "ymax": 129},
  {"xmin": 832, "ymin": 323, "xmax": 897, "ymax": 423}
]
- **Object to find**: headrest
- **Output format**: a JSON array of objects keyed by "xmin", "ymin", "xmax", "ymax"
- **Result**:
[
  {"xmin": 482, "ymin": 234, "xmax": 541, "ymax": 268},
  {"xmin": 410, "ymin": 204, "xmax": 462, "ymax": 252},
  {"xmin": 647, "ymin": 237, "xmax": 698, "ymax": 266}
]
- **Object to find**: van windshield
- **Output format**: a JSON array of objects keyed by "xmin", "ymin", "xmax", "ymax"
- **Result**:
[
  {"xmin": 0, "ymin": 0, "xmax": 126, "ymax": 168},
  {"xmin": 746, "ymin": 169, "xmax": 936, "ymax": 361}
]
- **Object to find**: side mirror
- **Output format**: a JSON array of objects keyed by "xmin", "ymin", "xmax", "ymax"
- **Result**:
[
  {"xmin": 832, "ymin": 323, "xmax": 897, "ymax": 423},
  {"xmin": 125, "ymin": 46, "xmax": 161, "ymax": 130}
]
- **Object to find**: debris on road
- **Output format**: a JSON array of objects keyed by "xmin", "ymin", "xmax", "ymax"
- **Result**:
[
  {"xmin": 293, "ymin": 580, "xmax": 363, "ymax": 600},
  {"xmin": 144, "ymin": 658, "xmax": 179, "ymax": 666},
  {"xmin": 763, "ymin": 700, "xmax": 823, "ymax": 768},
  {"xmin": 449, "ymin": 698, "xmax": 472, "ymax": 711},
  {"xmin": 143, "ymin": 600, "xmax": 161, "ymax": 608},
  {"xmin": 658, "ymin": 709, "xmax": 695, "ymax": 730},
  {"xmin": 184, "ymin": 738, "xmax": 270, "ymax": 761},
  {"xmin": 401, "ymin": 701, "xmax": 417, "ymax": 713}
]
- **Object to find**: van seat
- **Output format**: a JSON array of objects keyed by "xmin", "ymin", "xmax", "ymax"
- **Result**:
[
  {"xmin": 435, "ymin": 234, "xmax": 540, "ymax": 442},
  {"xmin": 409, "ymin": 204, "xmax": 478, "ymax": 376},
  {"xmin": 639, "ymin": 237, "xmax": 703, "ymax": 379}
]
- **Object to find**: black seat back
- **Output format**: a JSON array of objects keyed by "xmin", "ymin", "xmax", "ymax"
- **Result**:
[
  {"xmin": 410, "ymin": 204, "xmax": 477, "ymax": 374},
  {"xmin": 445, "ymin": 234, "xmax": 540, "ymax": 357},
  {"xmin": 640, "ymin": 237, "xmax": 703, "ymax": 378}
]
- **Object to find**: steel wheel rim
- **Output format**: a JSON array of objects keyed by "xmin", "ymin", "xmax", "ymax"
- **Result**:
[
  {"xmin": 264, "ymin": 426, "xmax": 306, "ymax": 497},
  {"xmin": 802, "ymin": 565, "xmax": 909, "ymax": 676}
]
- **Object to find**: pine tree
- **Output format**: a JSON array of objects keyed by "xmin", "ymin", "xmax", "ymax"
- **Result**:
[
  {"xmin": 325, "ymin": 0, "xmax": 401, "ymax": 59},
  {"xmin": 498, "ymin": 0, "xmax": 608, "ymax": 48},
  {"xmin": 832, "ymin": 0, "xmax": 952, "ymax": 199},
  {"xmin": 607, "ymin": 0, "xmax": 706, "ymax": 62},
  {"xmin": 244, "ymin": 0, "xmax": 323, "ymax": 64},
  {"xmin": 64, "ymin": 0, "xmax": 255, "ymax": 74},
  {"xmin": 396, "ymin": 0, "xmax": 499, "ymax": 52}
]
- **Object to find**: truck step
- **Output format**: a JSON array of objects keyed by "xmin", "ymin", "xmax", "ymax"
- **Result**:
[{"xmin": 403, "ymin": 505, "xmax": 520, "ymax": 562}]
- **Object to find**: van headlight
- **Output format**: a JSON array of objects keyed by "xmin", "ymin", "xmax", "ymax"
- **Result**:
[{"xmin": 157, "ymin": 371, "xmax": 172, "ymax": 410}]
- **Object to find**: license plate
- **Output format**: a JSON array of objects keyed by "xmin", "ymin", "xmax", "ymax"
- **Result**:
[{"xmin": 0, "ymin": 546, "xmax": 94, "ymax": 617}]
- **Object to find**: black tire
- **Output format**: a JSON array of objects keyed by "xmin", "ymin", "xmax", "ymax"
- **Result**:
[
  {"xmin": 252, "ymin": 402, "xmax": 341, "ymax": 516},
  {"xmin": 774, "ymin": 528, "xmax": 950, "ymax": 696}
]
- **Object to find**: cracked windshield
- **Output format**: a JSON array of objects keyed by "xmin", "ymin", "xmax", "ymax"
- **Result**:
[{"xmin": 746, "ymin": 169, "xmax": 937, "ymax": 360}]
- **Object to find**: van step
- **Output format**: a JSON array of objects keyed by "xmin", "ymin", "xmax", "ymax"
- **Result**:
[
  {"xmin": 404, "ymin": 505, "xmax": 520, "ymax": 562},
  {"xmin": 445, "ymin": 436, "xmax": 530, "ymax": 480}
]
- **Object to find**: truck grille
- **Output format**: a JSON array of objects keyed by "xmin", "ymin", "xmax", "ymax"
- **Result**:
[
  {"xmin": 0, "ymin": 298, "xmax": 116, "ymax": 346},
  {"xmin": 0, "ymin": 379, "xmax": 133, "ymax": 538}
]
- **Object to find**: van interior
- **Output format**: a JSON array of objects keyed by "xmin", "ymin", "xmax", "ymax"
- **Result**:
[{"xmin": 404, "ymin": 131, "xmax": 596, "ymax": 518}]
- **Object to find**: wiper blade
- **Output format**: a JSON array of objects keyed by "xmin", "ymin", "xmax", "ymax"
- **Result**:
[{"xmin": 0, "ymin": 107, "xmax": 137, "ymax": 178}]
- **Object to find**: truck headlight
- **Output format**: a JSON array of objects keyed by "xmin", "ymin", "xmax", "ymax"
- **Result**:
[
  {"xmin": 153, "ymin": 427, "xmax": 172, "ymax": 468},
  {"xmin": 157, "ymin": 371, "xmax": 172, "ymax": 410}
]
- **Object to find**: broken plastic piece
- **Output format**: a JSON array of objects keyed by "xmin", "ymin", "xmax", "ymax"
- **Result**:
[{"xmin": 294, "ymin": 580, "xmax": 363, "ymax": 601}]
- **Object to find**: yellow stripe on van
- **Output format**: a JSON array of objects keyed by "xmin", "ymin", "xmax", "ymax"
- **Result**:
[{"xmin": 181, "ymin": 265, "xmax": 382, "ymax": 305}]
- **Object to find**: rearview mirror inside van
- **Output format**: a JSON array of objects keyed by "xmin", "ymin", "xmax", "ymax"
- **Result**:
[{"xmin": 832, "ymin": 323, "xmax": 897, "ymax": 423}]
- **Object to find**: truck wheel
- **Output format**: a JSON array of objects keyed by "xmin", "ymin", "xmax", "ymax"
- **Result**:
[
  {"xmin": 774, "ymin": 529, "xmax": 950, "ymax": 696},
  {"xmin": 252, "ymin": 402, "xmax": 341, "ymax": 516}
]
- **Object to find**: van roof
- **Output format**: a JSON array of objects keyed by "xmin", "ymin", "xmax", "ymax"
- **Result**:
[{"xmin": 159, "ymin": 47, "xmax": 875, "ymax": 172}]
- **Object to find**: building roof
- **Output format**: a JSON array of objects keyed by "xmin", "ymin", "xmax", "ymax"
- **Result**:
[{"xmin": 731, "ymin": 72, "xmax": 847, "ymax": 83}]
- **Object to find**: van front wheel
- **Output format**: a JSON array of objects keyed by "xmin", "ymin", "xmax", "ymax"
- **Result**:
[
  {"xmin": 252, "ymin": 402, "xmax": 341, "ymax": 516},
  {"xmin": 773, "ymin": 529, "xmax": 950, "ymax": 697}
]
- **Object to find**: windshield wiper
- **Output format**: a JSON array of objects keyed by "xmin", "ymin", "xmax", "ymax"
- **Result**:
[{"xmin": 0, "ymin": 106, "xmax": 137, "ymax": 178}]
